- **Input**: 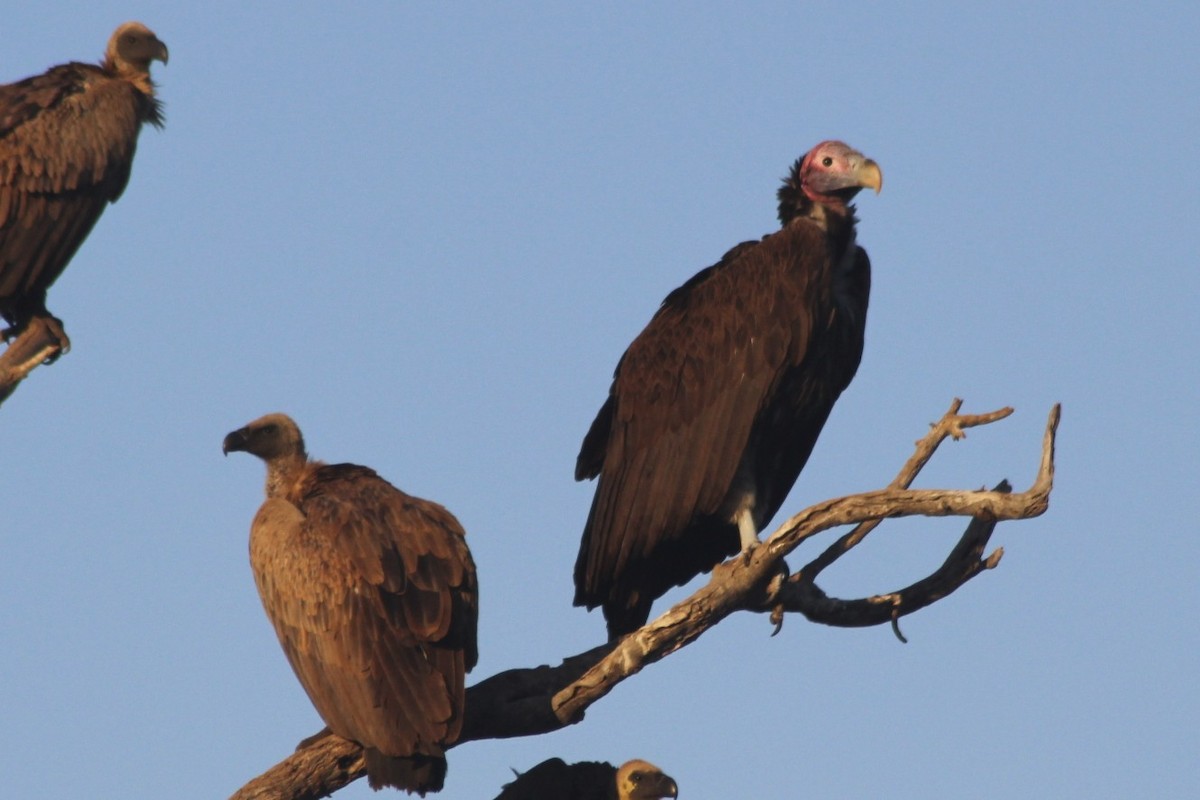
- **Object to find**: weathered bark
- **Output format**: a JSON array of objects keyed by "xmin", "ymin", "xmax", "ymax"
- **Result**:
[{"xmin": 229, "ymin": 400, "xmax": 1060, "ymax": 800}]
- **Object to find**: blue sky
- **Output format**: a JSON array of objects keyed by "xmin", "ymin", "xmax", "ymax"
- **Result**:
[{"xmin": 2, "ymin": 3, "xmax": 1197, "ymax": 798}]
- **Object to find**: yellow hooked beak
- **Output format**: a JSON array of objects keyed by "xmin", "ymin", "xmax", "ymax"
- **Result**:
[{"xmin": 856, "ymin": 158, "xmax": 883, "ymax": 194}]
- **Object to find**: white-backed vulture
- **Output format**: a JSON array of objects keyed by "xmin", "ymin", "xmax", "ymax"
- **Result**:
[{"xmin": 223, "ymin": 414, "xmax": 478, "ymax": 795}]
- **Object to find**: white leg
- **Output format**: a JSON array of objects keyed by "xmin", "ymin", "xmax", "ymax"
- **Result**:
[{"xmin": 736, "ymin": 507, "xmax": 760, "ymax": 552}]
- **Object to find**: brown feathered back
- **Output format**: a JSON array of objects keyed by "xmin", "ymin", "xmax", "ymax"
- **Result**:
[
  {"xmin": 493, "ymin": 758, "xmax": 677, "ymax": 800},
  {"xmin": 224, "ymin": 414, "xmax": 479, "ymax": 795},
  {"xmin": 0, "ymin": 22, "xmax": 166, "ymax": 350}
]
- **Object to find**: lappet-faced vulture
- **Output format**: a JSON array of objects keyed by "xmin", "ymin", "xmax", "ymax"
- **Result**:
[
  {"xmin": 0, "ymin": 22, "xmax": 167, "ymax": 354},
  {"xmin": 575, "ymin": 141, "xmax": 881, "ymax": 639},
  {"xmin": 223, "ymin": 414, "xmax": 479, "ymax": 795},
  {"xmin": 494, "ymin": 758, "xmax": 679, "ymax": 800}
]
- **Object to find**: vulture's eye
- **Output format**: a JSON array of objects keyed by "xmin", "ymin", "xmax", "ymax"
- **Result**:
[
  {"xmin": 263, "ymin": 424, "xmax": 278, "ymax": 435},
  {"xmin": 630, "ymin": 773, "xmax": 643, "ymax": 783},
  {"xmin": 821, "ymin": 156, "xmax": 834, "ymax": 167}
]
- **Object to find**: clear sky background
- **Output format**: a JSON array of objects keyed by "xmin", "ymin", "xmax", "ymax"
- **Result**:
[{"xmin": 2, "ymin": 3, "xmax": 1197, "ymax": 798}]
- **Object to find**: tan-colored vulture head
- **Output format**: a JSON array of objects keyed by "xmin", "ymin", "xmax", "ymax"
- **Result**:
[
  {"xmin": 616, "ymin": 759, "xmax": 678, "ymax": 800},
  {"xmin": 222, "ymin": 413, "xmax": 306, "ymax": 463},
  {"xmin": 105, "ymin": 22, "xmax": 168, "ymax": 83}
]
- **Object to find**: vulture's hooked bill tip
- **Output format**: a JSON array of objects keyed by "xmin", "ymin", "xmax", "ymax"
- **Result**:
[
  {"xmin": 222, "ymin": 429, "xmax": 247, "ymax": 456},
  {"xmin": 656, "ymin": 776, "xmax": 679, "ymax": 799},
  {"xmin": 143, "ymin": 39, "xmax": 169, "ymax": 66},
  {"xmin": 859, "ymin": 159, "xmax": 883, "ymax": 194}
]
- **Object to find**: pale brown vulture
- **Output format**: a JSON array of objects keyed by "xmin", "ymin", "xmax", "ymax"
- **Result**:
[
  {"xmin": 0, "ymin": 22, "xmax": 167, "ymax": 354},
  {"xmin": 575, "ymin": 141, "xmax": 881, "ymax": 639},
  {"xmin": 494, "ymin": 758, "xmax": 679, "ymax": 800},
  {"xmin": 223, "ymin": 414, "xmax": 479, "ymax": 795}
]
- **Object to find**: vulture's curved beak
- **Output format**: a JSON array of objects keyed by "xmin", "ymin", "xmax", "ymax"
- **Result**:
[
  {"xmin": 642, "ymin": 772, "xmax": 679, "ymax": 799},
  {"xmin": 856, "ymin": 158, "xmax": 883, "ymax": 194},
  {"xmin": 222, "ymin": 428, "xmax": 249, "ymax": 456}
]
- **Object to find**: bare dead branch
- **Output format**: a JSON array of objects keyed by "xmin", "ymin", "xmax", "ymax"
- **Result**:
[
  {"xmin": 458, "ymin": 644, "xmax": 615, "ymax": 743},
  {"xmin": 229, "ymin": 402, "xmax": 1060, "ymax": 800},
  {"xmin": 771, "ymin": 480, "xmax": 1011, "ymax": 634},
  {"xmin": 229, "ymin": 647, "xmax": 616, "ymax": 800},
  {"xmin": 0, "ymin": 320, "xmax": 64, "ymax": 408},
  {"xmin": 800, "ymin": 399, "xmax": 1014, "ymax": 581},
  {"xmin": 551, "ymin": 403, "xmax": 1058, "ymax": 723},
  {"xmin": 230, "ymin": 734, "xmax": 364, "ymax": 800}
]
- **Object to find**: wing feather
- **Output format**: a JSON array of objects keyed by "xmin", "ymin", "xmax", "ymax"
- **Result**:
[{"xmin": 249, "ymin": 464, "xmax": 478, "ymax": 761}]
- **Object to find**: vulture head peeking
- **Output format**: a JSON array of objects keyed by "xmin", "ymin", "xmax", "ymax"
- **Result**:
[
  {"xmin": 616, "ymin": 759, "xmax": 678, "ymax": 800},
  {"xmin": 778, "ymin": 140, "xmax": 882, "ymax": 224}
]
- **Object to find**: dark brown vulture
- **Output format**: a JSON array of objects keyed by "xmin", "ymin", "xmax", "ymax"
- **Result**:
[
  {"xmin": 0, "ymin": 22, "xmax": 167, "ymax": 354},
  {"xmin": 494, "ymin": 758, "xmax": 679, "ymax": 800},
  {"xmin": 223, "ymin": 414, "xmax": 479, "ymax": 795},
  {"xmin": 575, "ymin": 141, "xmax": 882, "ymax": 639}
]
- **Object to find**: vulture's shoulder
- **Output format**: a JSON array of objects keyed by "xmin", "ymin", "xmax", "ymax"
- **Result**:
[
  {"xmin": 297, "ymin": 462, "xmax": 384, "ymax": 499},
  {"xmin": 614, "ymin": 229, "xmax": 813, "ymax": 404},
  {"xmin": 494, "ymin": 758, "xmax": 616, "ymax": 800},
  {"xmin": 658, "ymin": 238, "xmax": 761, "ymax": 311},
  {"xmin": 0, "ymin": 63, "xmax": 96, "ymax": 138},
  {"xmin": 298, "ymin": 462, "xmax": 469, "ymax": 545},
  {"xmin": 577, "ymin": 225, "xmax": 824, "ymax": 480},
  {"xmin": 287, "ymin": 462, "xmax": 478, "ymax": 654},
  {"xmin": 0, "ymin": 60, "xmax": 151, "ymax": 197}
]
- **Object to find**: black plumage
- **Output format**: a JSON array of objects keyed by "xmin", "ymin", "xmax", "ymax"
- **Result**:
[
  {"xmin": 494, "ymin": 758, "xmax": 678, "ymax": 800},
  {"xmin": 574, "ymin": 141, "xmax": 881, "ymax": 638}
]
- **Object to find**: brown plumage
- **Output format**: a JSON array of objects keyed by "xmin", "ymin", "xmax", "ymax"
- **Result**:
[
  {"xmin": 575, "ymin": 141, "xmax": 882, "ymax": 639},
  {"xmin": 0, "ymin": 22, "xmax": 167, "ymax": 353},
  {"xmin": 223, "ymin": 414, "xmax": 479, "ymax": 795},
  {"xmin": 494, "ymin": 758, "xmax": 678, "ymax": 800}
]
